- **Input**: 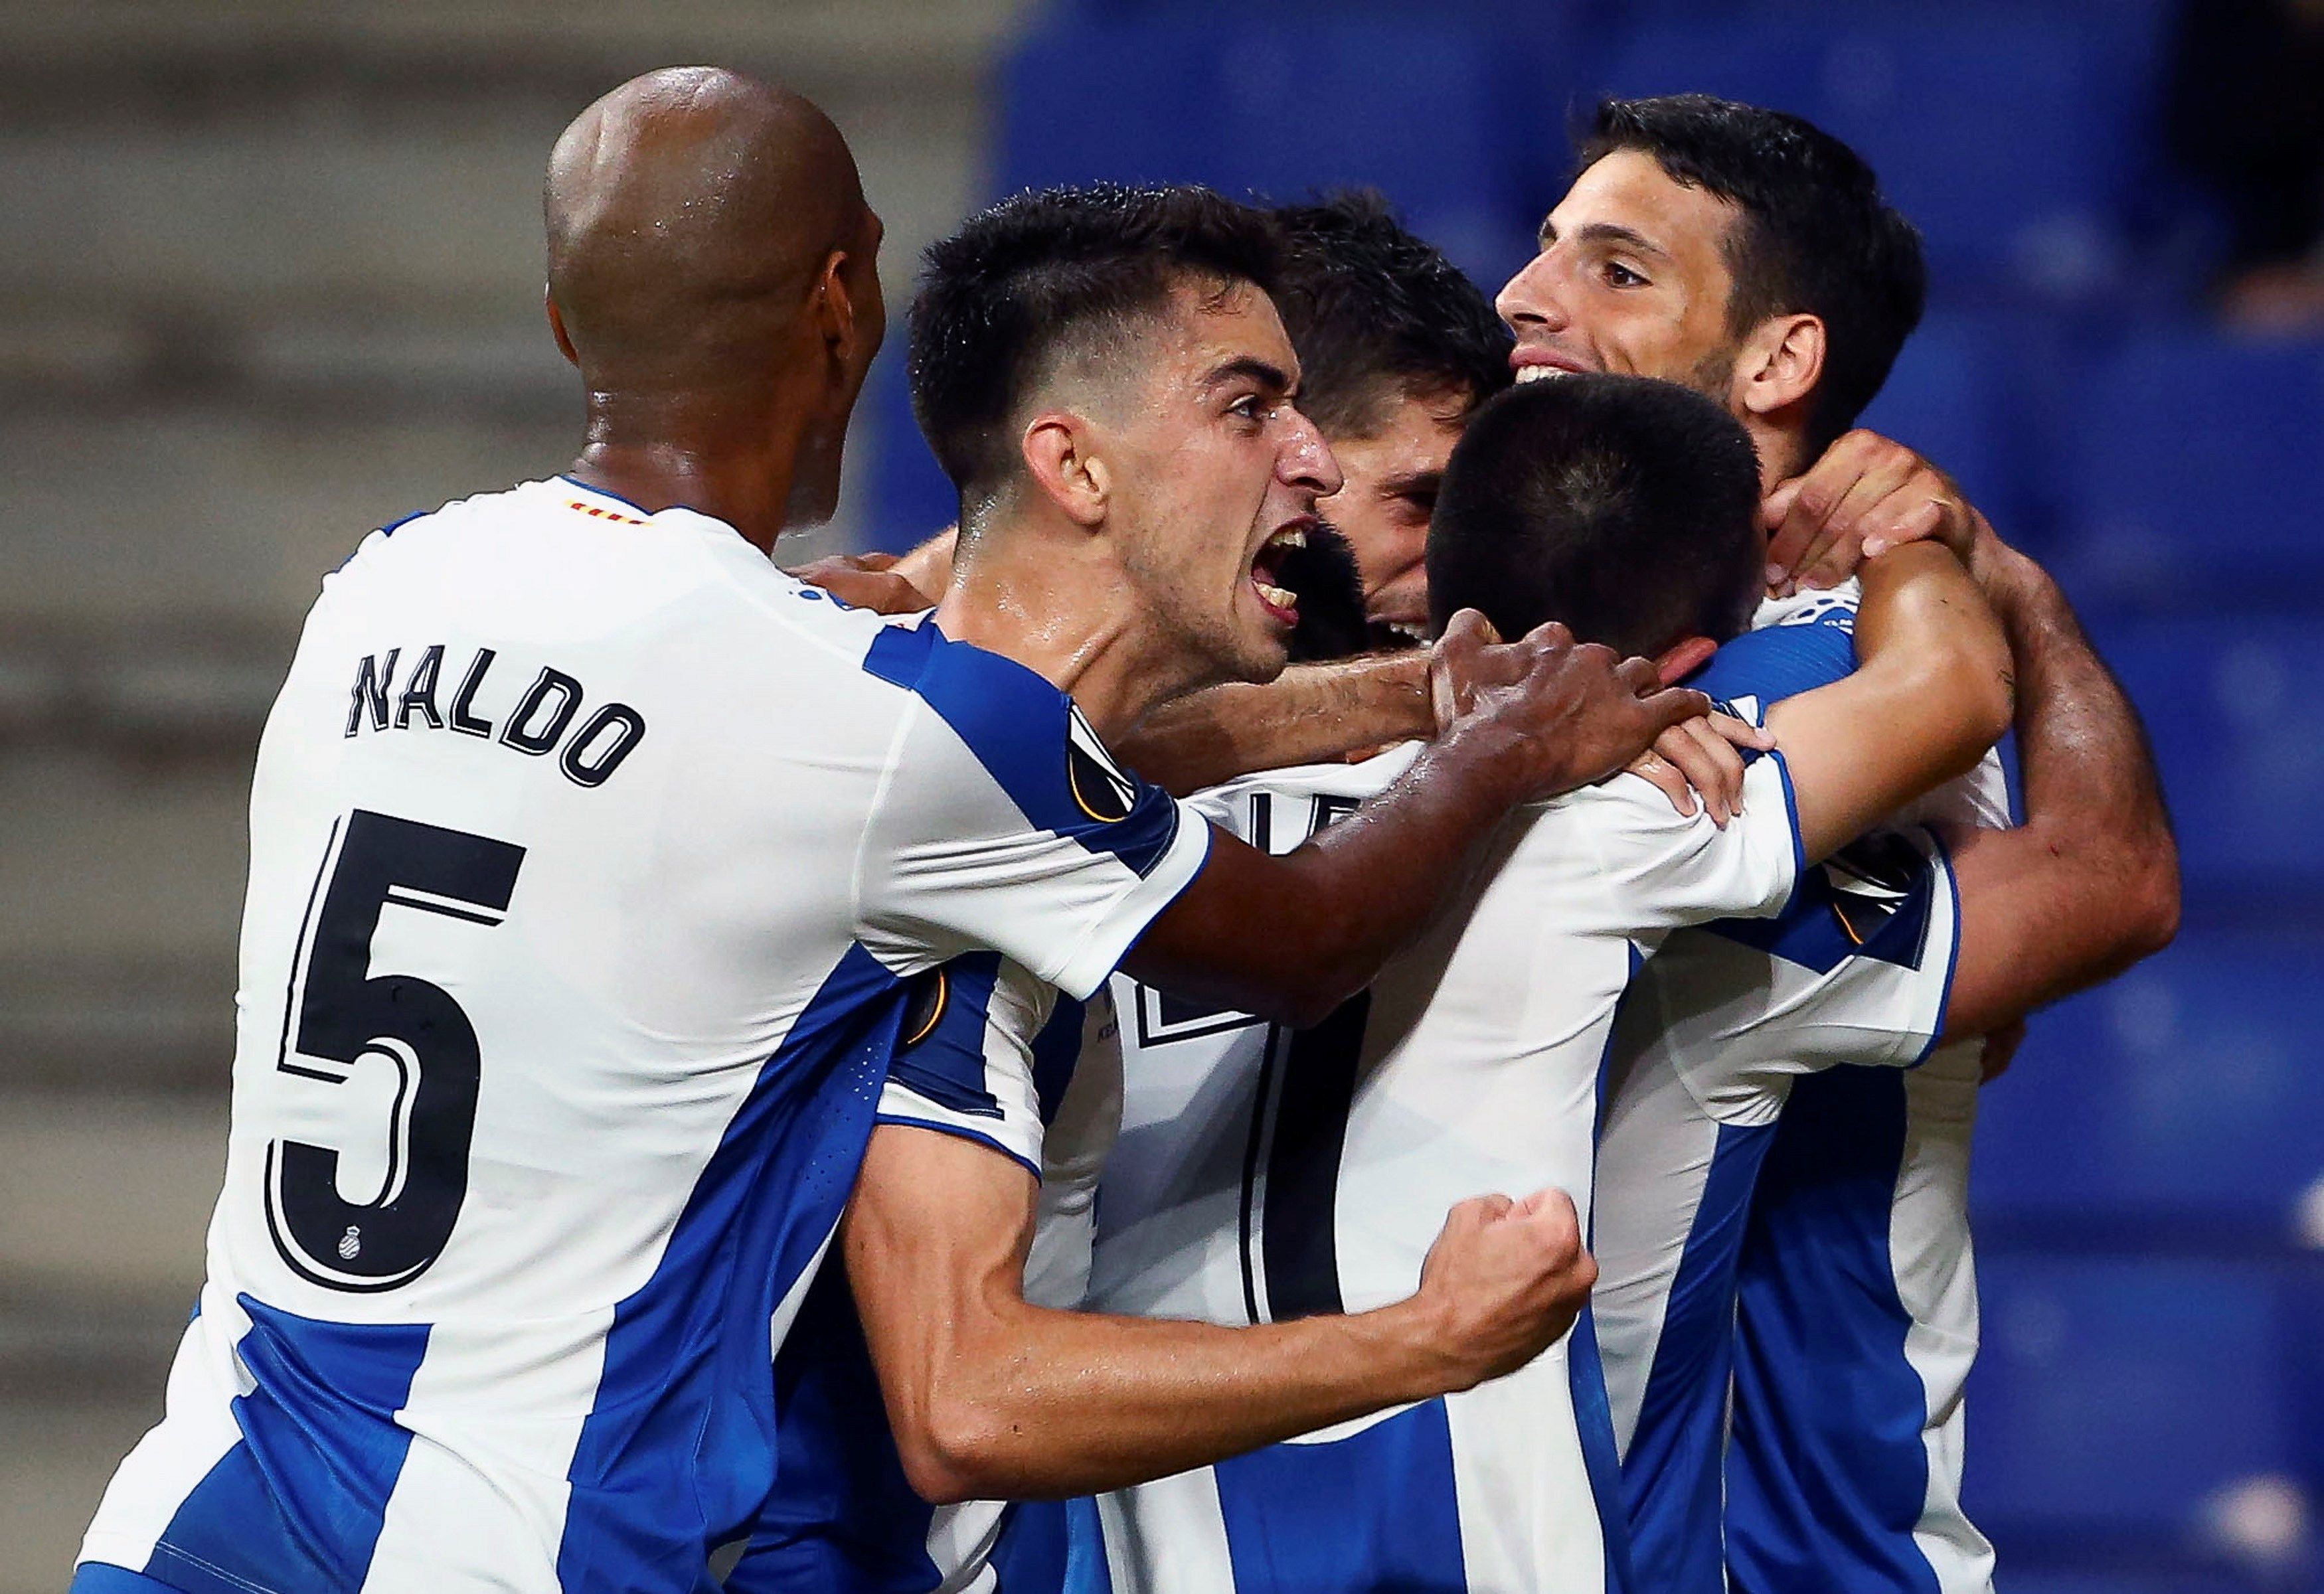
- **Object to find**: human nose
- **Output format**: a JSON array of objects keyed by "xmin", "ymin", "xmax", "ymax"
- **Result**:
[
  {"xmin": 1282, "ymin": 407, "xmax": 1344, "ymax": 497},
  {"xmin": 1495, "ymin": 250, "xmax": 1569, "ymax": 333}
]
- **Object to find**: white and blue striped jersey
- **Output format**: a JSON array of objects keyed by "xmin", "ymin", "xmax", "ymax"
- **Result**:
[
  {"xmin": 75, "ymin": 477, "xmax": 1210, "ymax": 1594},
  {"xmin": 728, "ymin": 967, "xmax": 1113, "ymax": 1594},
  {"xmin": 1589, "ymin": 586, "xmax": 2008, "ymax": 1594},
  {"xmin": 1076, "ymin": 733, "xmax": 1807, "ymax": 1594}
]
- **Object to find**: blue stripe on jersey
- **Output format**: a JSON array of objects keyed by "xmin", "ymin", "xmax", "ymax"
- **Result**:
[
  {"xmin": 1724, "ymin": 1068, "xmax": 1935, "ymax": 1594},
  {"xmin": 991, "ymin": 1501, "xmax": 1070, "ymax": 1594},
  {"xmin": 1211, "ymin": 1398, "xmax": 1466, "ymax": 1593},
  {"xmin": 728, "ymin": 1259, "xmax": 944, "ymax": 1594},
  {"xmin": 862, "ymin": 622, "xmax": 1182, "ymax": 878},
  {"xmin": 1618, "ymin": 1121, "xmax": 1778, "ymax": 1594},
  {"xmin": 71, "ymin": 1566, "xmax": 181, "ymax": 1594},
  {"xmin": 1687, "ymin": 605, "xmax": 1857, "ymax": 710},
  {"xmin": 1031, "ymin": 997, "xmax": 1087, "ymax": 1127},
  {"xmin": 139, "ymin": 1302, "xmax": 429, "ymax": 1594},
  {"xmin": 556, "ymin": 941, "xmax": 906, "ymax": 1590},
  {"xmin": 889, "ymin": 953, "xmax": 1007, "ymax": 1118},
  {"xmin": 1058, "ymin": 1497, "xmax": 1113, "ymax": 1594},
  {"xmin": 1568, "ymin": 1307, "xmax": 1639, "ymax": 1594}
]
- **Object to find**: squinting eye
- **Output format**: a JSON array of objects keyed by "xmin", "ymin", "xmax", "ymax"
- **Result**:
[
  {"xmin": 1229, "ymin": 395, "xmax": 1268, "ymax": 422},
  {"xmin": 1606, "ymin": 262, "xmax": 1647, "ymax": 288}
]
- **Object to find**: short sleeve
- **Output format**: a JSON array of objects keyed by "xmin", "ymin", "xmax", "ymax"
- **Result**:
[
  {"xmin": 1661, "ymin": 823, "xmax": 1963, "ymax": 1083},
  {"xmin": 1580, "ymin": 753, "xmax": 1804, "ymax": 935},
  {"xmin": 876, "ymin": 955, "xmax": 1060, "ymax": 1179},
  {"xmin": 854, "ymin": 622, "xmax": 1212, "ymax": 999}
]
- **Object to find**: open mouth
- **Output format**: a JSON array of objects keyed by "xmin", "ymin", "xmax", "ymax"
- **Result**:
[{"xmin": 1249, "ymin": 522, "xmax": 1307, "ymax": 627}]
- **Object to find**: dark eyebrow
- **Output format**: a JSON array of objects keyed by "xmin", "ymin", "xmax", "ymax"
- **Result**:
[
  {"xmin": 1573, "ymin": 220, "xmax": 1671, "ymax": 262},
  {"xmin": 1205, "ymin": 355, "xmax": 1294, "ymax": 398},
  {"xmin": 1382, "ymin": 468, "xmax": 1444, "ymax": 499}
]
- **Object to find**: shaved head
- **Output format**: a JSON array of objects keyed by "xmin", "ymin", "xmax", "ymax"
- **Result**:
[{"xmin": 545, "ymin": 66, "xmax": 871, "ymax": 393}]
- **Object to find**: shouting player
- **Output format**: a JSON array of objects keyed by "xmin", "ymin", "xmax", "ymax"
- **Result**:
[
  {"xmin": 1499, "ymin": 94, "xmax": 2178, "ymax": 1591},
  {"xmin": 72, "ymin": 78, "xmax": 1714, "ymax": 1594}
]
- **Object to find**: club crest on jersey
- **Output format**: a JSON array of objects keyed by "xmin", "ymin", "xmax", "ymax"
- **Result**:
[
  {"xmin": 1823, "ymin": 833, "xmax": 1928, "ymax": 946},
  {"xmin": 1066, "ymin": 708, "xmax": 1138, "ymax": 823}
]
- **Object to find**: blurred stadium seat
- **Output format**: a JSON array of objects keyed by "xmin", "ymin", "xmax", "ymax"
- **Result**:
[
  {"xmin": 1967, "ymin": 1255, "xmax": 2314, "ymax": 1542},
  {"xmin": 995, "ymin": 13, "xmax": 1555, "ymax": 285},
  {"xmin": 2078, "ymin": 615, "xmax": 2324, "ymax": 898},
  {"xmin": 2055, "ymin": 331, "xmax": 2324, "ymax": 615},
  {"xmin": 1590, "ymin": 10, "xmax": 2143, "ymax": 303},
  {"xmin": 1974, "ymin": 928, "xmax": 2324, "ymax": 1233}
]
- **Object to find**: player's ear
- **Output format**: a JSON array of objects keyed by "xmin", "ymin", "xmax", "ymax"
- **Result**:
[
  {"xmin": 1021, "ymin": 413, "xmax": 1110, "ymax": 528},
  {"xmin": 1732, "ymin": 312, "xmax": 1825, "ymax": 422},
  {"xmin": 810, "ymin": 248, "xmax": 862, "ymax": 368},
  {"xmin": 545, "ymin": 287, "xmax": 580, "ymax": 370},
  {"xmin": 1653, "ymin": 635, "xmax": 1717, "ymax": 686}
]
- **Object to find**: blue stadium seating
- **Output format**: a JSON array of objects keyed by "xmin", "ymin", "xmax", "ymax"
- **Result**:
[
  {"xmin": 995, "ymin": 15, "xmax": 1553, "ymax": 287},
  {"xmin": 861, "ymin": 346, "xmax": 955, "ymax": 553},
  {"xmin": 1853, "ymin": 311, "xmax": 2025, "ymax": 529},
  {"xmin": 2054, "ymin": 331, "xmax": 2324, "ymax": 615},
  {"xmin": 2077, "ymin": 615, "xmax": 2324, "ymax": 897},
  {"xmin": 1590, "ymin": 11, "xmax": 2141, "ymax": 302},
  {"xmin": 1973, "ymin": 928, "xmax": 2324, "ymax": 1231},
  {"xmin": 1965, "ymin": 1256, "xmax": 2311, "ymax": 1536}
]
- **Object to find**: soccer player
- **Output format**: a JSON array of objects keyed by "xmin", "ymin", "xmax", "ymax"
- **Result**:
[
  {"xmin": 1592, "ymin": 503, "xmax": 2176, "ymax": 1594},
  {"xmin": 735, "ymin": 193, "xmax": 1564, "ymax": 1594},
  {"xmin": 69, "ymin": 79, "xmax": 1711, "ymax": 1594},
  {"xmin": 1073, "ymin": 372, "xmax": 2013, "ymax": 1594},
  {"xmin": 1497, "ymin": 94, "xmax": 2179, "ymax": 1591}
]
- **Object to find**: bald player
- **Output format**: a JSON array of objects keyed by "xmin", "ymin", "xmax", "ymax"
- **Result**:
[{"xmin": 72, "ymin": 74, "xmax": 1707, "ymax": 1594}]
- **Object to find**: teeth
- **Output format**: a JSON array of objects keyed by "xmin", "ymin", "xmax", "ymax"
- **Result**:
[
  {"xmin": 1254, "ymin": 580, "xmax": 1297, "ymax": 610},
  {"xmin": 1516, "ymin": 365, "xmax": 1569, "ymax": 384},
  {"xmin": 1270, "ymin": 526, "xmax": 1307, "ymax": 550},
  {"xmin": 1387, "ymin": 620, "xmax": 1428, "ymax": 641}
]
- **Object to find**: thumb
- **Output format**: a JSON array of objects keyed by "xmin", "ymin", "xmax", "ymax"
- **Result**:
[{"xmin": 1761, "ymin": 477, "xmax": 1804, "ymax": 532}]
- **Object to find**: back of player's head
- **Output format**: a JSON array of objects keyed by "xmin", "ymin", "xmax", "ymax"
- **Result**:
[
  {"xmin": 1580, "ymin": 94, "xmax": 1925, "ymax": 454},
  {"xmin": 1268, "ymin": 192, "xmax": 1511, "ymax": 439},
  {"xmin": 909, "ymin": 183, "xmax": 1284, "ymax": 503},
  {"xmin": 544, "ymin": 68, "xmax": 867, "ymax": 386},
  {"xmin": 1428, "ymin": 373, "xmax": 1764, "ymax": 659}
]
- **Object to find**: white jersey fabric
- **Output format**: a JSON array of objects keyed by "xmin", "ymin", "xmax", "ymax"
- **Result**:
[
  {"xmin": 1590, "ymin": 585, "xmax": 2011, "ymax": 1594},
  {"xmin": 76, "ymin": 477, "xmax": 1210, "ymax": 1594},
  {"xmin": 1077, "ymin": 737, "xmax": 1805, "ymax": 1594}
]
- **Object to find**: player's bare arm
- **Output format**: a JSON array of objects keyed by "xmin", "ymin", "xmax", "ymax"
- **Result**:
[
  {"xmin": 1761, "ymin": 541, "xmax": 2015, "ymax": 863},
  {"xmin": 1115, "ymin": 648, "xmax": 1433, "ymax": 793},
  {"xmin": 1121, "ymin": 612, "xmax": 1710, "ymax": 1026},
  {"xmin": 1934, "ymin": 538, "xmax": 2179, "ymax": 1038},
  {"xmin": 844, "ymin": 1123, "xmax": 1594, "ymax": 1504}
]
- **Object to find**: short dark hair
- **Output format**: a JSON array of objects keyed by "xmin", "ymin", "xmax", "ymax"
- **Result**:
[
  {"xmin": 1278, "ymin": 522, "xmax": 1371, "ymax": 664},
  {"xmin": 908, "ymin": 183, "xmax": 1284, "ymax": 499},
  {"xmin": 1427, "ymin": 373, "xmax": 1764, "ymax": 659},
  {"xmin": 1580, "ymin": 94, "xmax": 1926, "ymax": 454},
  {"xmin": 1268, "ymin": 192, "xmax": 1511, "ymax": 438}
]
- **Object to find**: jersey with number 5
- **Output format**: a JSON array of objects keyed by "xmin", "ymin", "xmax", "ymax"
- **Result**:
[{"xmin": 76, "ymin": 477, "xmax": 1210, "ymax": 1594}]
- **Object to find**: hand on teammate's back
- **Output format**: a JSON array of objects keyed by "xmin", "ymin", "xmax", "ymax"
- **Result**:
[
  {"xmin": 785, "ymin": 550, "xmax": 936, "ymax": 615},
  {"xmin": 1429, "ymin": 609, "xmax": 1714, "ymax": 806},
  {"xmin": 1760, "ymin": 429, "xmax": 1988, "ymax": 596},
  {"xmin": 1404, "ymin": 1187, "xmax": 1598, "ymax": 1390}
]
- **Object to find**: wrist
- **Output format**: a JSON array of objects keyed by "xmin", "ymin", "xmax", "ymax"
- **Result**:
[
  {"xmin": 1416, "ymin": 716, "xmax": 1531, "ymax": 813},
  {"xmin": 1359, "ymin": 1293, "xmax": 1473, "ymax": 1403},
  {"xmin": 1365, "ymin": 650, "xmax": 1435, "ymax": 741}
]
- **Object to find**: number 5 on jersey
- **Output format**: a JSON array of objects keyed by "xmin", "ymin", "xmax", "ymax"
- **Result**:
[{"xmin": 264, "ymin": 809, "xmax": 525, "ymax": 1292}]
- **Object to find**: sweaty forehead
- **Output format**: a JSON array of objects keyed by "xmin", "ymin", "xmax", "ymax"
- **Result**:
[{"xmin": 1158, "ymin": 278, "xmax": 1300, "ymax": 390}]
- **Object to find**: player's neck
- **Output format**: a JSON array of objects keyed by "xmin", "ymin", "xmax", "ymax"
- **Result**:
[
  {"xmin": 1746, "ymin": 412, "xmax": 1809, "ymax": 493},
  {"xmin": 566, "ymin": 407, "xmax": 813, "ymax": 556},
  {"xmin": 934, "ymin": 531, "xmax": 1195, "ymax": 743}
]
